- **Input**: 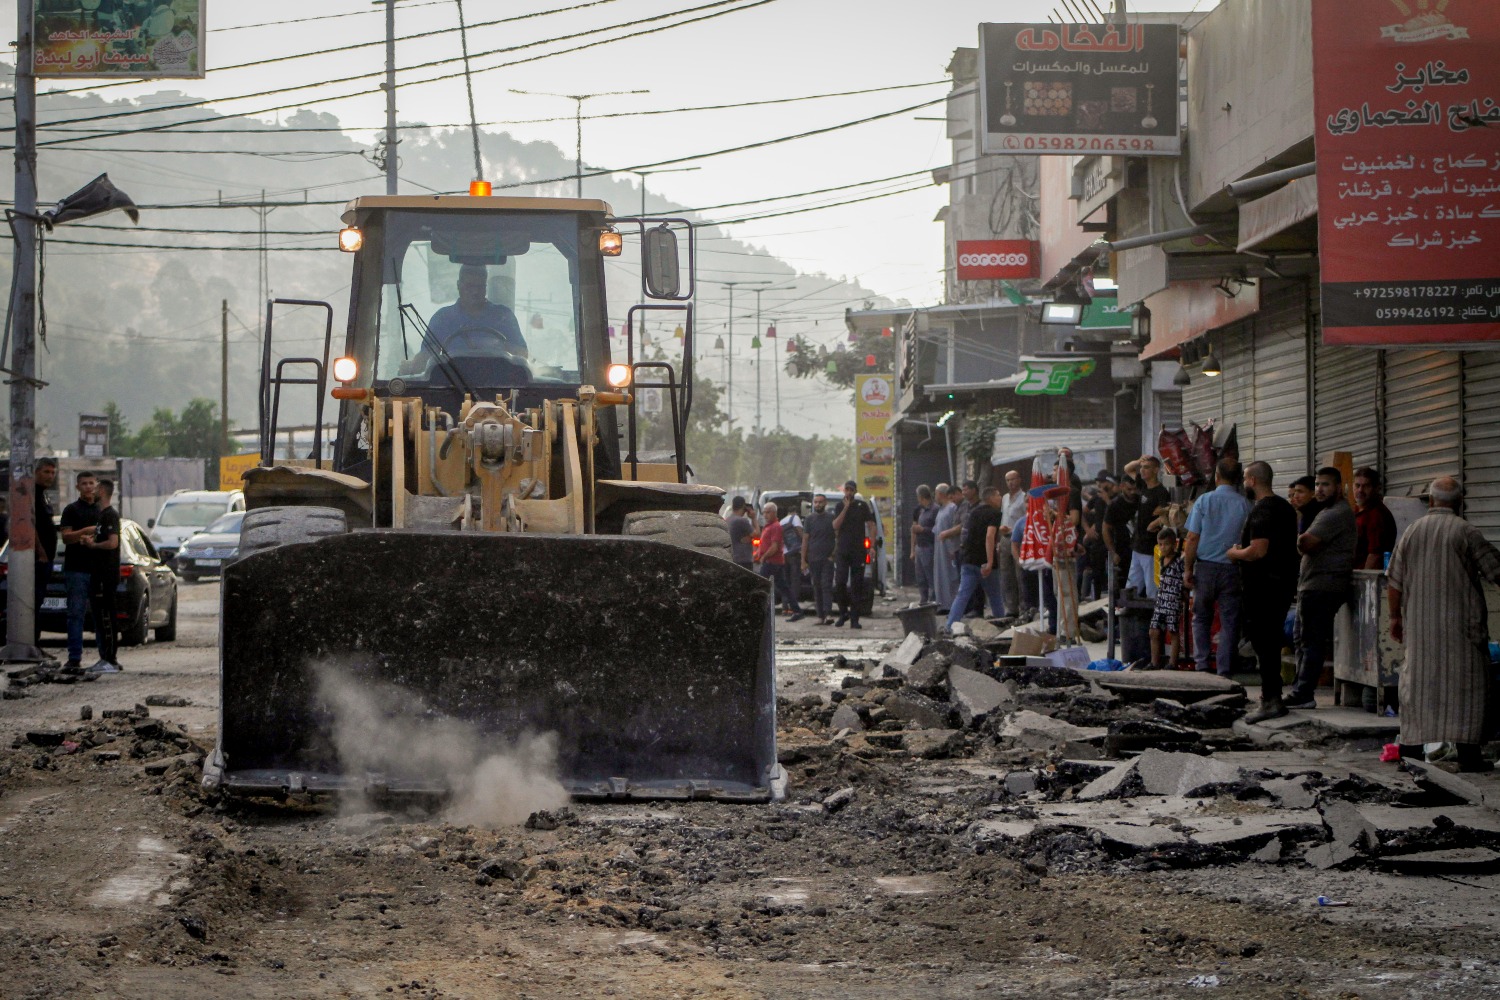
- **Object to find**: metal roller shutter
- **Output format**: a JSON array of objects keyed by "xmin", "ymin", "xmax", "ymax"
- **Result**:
[
  {"xmin": 1462, "ymin": 353, "xmax": 1500, "ymax": 536},
  {"xmin": 1155, "ymin": 391, "xmax": 1183, "ymax": 432},
  {"xmin": 1382, "ymin": 351, "xmax": 1461, "ymax": 501},
  {"xmin": 1314, "ymin": 343, "xmax": 1380, "ymax": 473},
  {"xmin": 1181, "ymin": 320, "xmax": 1254, "ymax": 459},
  {"xmin": 1248, "ymin": 285, "xmax": 1309, "ymax": 482}
]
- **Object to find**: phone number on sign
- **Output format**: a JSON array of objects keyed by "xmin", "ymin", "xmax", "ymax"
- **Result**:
[
  {"xmin": 998, "ymin": 135, "xmax": 1164, "ymax": 152},
  {"xmin": 1352, "ymin": 286, "xmax": 1458, "ymax": 299},
  {"xmin": 1374, "ymin": 306, "xmax": 1457, "ymax": 320}
]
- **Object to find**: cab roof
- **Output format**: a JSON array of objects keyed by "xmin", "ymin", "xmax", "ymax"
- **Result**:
[{"xmin": 341, "ymin": 194, "xmax": 613, "ymax": 225}]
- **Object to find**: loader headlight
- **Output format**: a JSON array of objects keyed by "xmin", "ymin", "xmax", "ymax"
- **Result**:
[
  {"xmin": 599, "ymin": 230, "xmax": 623, "ymax": 257},
  {"xmin": 338, "ymin": 226, "xmax": 363, "ymax": 252},
  {"xmin": 606, "ymin": 363, "xmax": 632, "ymax": 388},
  {"xmin": 332, "ymin": 356, "xmax": 358, "ymax": 382}
]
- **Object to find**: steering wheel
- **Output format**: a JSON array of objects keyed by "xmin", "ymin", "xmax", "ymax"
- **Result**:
[
  {"xmin": 447, "ymin": 324, "xmax": 519, "ymax": 356},
  {"xmin": 433, "ymin": 325, "xmax": 533, "ymax": 386}
]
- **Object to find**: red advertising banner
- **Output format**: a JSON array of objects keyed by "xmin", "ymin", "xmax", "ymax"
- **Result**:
[
  {"xmin": 955, "ymin": 240, "xmax": 1040, "ymax": 280},
  {"xmin": 1313, "ymin": 0, "xmax": 1500, "ymax": 345}
]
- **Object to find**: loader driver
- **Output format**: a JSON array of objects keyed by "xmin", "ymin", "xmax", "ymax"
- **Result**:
[{"xmin": 402, "ymin": 264, "xmax": 529, "ymax": 376}]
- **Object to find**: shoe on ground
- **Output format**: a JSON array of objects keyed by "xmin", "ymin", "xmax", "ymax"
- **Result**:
[
  {"xmin": 85, "ymin": 660, "xmax": 122, "ymax": 674},
  {"xmin": 834, "ymin": 615, "xmax": 848, "ymax": 627},
  {"xmin": 814, "ymin": 618, "xmax": 831, "ymax": 625},
  {"xmin": 1458, "ymin": 758, "xmax": 1496, "ymax": 773},
  {"xmin": 1245, "ymin": 699, "xmax": 1290, "ymax": 724},
  {"xmin": 61, "ymin": 660, "xmax": 84, "ymax": 674},
  {"xmin": 849, "ymin": 621, "xmax": 862, "ymax": 630},
  {"xmin": 788, "ymin": 613, "xmax": 806, "ymax": 622},
  {"xmin": 1283, "ymin": 697, "xmax": 1316, "ymax": 710}
]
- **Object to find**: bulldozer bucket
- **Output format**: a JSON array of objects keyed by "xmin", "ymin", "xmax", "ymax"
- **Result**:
[{"xmin": 205, "ymin": 531, "xmax": 780, "ymax": 803}]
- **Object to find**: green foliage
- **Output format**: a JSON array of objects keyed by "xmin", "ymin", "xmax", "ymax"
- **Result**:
[
  {"xmin": 957, "ymin": 409, "xmax": 1020, "ymax": 463},
  {"xmin": 105, "ymin": 398, "xmax": 223, "ymax": 460},
  {"xmin": 784, "ymin": 327, "xmax": 895, "ymax": 390},
  {"xmin": 809, "ymin": 436, "xmax": 856, "ymax": 489}
]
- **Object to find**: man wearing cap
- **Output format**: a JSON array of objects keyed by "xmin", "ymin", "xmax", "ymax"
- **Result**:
[
  {"xmin": 831, "ymin": 480, "xmax": 875, "ymax": 629},
  {"xmin": 426, "ymin": 264, "xmax": 528, "ymax": 358},
  {"xmin": 1082, "ymin": 472, "xmax": 1113, "ymax": 600}
]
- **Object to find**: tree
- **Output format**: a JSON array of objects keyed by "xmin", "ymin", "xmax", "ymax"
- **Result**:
[
  {"xmin": 784, "ymin": 327, "xmax": 895, "ymax": 390},
  {"xmin": 104, "ymin": 398, "xmax": 223, "ymax": 460}
]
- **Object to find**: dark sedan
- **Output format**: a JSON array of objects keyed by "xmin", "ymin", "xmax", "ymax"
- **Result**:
[{"xmin": 0, "ymin": 518, "xmax": 179, "ymax": 646}]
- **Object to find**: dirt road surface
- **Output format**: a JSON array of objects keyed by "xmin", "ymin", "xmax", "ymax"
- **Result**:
[{"xmin": 4, "ymin": 584, "xmax": 1500, "ymax": 999}]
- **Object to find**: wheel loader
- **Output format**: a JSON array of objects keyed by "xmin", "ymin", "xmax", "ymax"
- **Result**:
[{"xmin": 202, "ymin": 192, "xmax": 780, "ymax": 803}]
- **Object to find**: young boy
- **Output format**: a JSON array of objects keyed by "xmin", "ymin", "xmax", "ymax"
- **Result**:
[{"xmin": 1148, "ymin": 527, "xmax": 1185, "ymax": 669}]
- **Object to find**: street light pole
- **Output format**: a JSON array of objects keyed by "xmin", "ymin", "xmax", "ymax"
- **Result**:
[
  {"xmin": 748, "ymin": 284, "xmax": 795, "ymax": 435},
  {"xmin": 701, "ymin": 280, "xmax": 771, "ymax": 434},
  {"xmin": 4, "ymin": 0, "xmax": 41, "ymax": 662},
  {"xmin": 510, "ymin": 88, "xmax": 649, "ymax": 197}
]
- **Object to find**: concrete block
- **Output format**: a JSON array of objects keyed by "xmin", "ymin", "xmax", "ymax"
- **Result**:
[
  {"xmin": 1090, "ymin": 822, "xmax": 1186, "ymax": 851},
  {"xmin": 830, "ymin": 703, "xmax": 864, "ymax": 733},
  {"xmin": 966, "ymin": 618, "xmax": 1002, "ymax": 642},
  {"xmin": 999, "ymin": 710, "xmax": 1107, "ymax": 748},
  {"xmin": 1250, "ymin": 838, "xmax": 1284, "ymax": 863},
  {"xmin": 904, "ymin": 653, "xmax": 952, "ymax": 695},
  {"xmin": 1004, "ymin": 771, "xmax": 1038, "ymax": 796},
  {"xmin": 947, "ymin": 666, "xmax": 1014, "ymax": 728},
  {"xmin": 903, "ymin": 729, "xmax": 962, "ymax": 759},
  {"xmin": 879, "ymin": 632, "xmax": 926, "ymax": 672},
  {"xmin": 1135, "ymin": 749, "xmax": 1242, "ymax": 797},
  {"xmin": 884, "ymin": 690, "xmax": 954, "ymax": 730},
  {"xmin": 1077, "ymin": 760, "xmax": 1139, "ymax": 801},
  {"xmin": 1378, "ymin": 848, "xmax": 1500, "ymax": 875},
  {"xmin": 1321, "ymin": 799, "xmax": 1377, "ymax": 852},
  {"xmin": 1262, "ymin": 776, "xmax": 1317, "ymax": 810},
  {"xmin": 1304, "ymin": 842, "xmax": 1362, "ymax": 870},
  {"xmin": 1093, "ymin": 670, "xmax": 1244, "ymax": 702}
]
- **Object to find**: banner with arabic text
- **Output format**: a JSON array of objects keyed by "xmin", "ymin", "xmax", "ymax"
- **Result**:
[
  {"xmin": 854, "ymin": 375, "xmax": 894, "ymax": 509},
  {"xmin": 1313, "ymin": 0, "xmax": 1500, "ymax": 345},
  {"xmin": 978, "ymin": 22, "xmax": 1181, "ymax": 155},
  {"xmin": 36, "ymin": 0, "xmax": 203, "ymax": 78}
]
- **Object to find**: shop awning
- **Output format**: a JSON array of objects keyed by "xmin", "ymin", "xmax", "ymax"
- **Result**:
[
  {"xmin": 1237, "ymin": 176, "xmax": 1319, "ymax": 252},
  {"xmin": 991, "ymin": 426, "xmax": 1115, "ymax": 467}
]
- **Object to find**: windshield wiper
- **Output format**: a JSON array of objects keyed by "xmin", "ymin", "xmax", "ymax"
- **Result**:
[{"xmin": 391, "ymin": 258, "xmax": 475, "ymax": 396}]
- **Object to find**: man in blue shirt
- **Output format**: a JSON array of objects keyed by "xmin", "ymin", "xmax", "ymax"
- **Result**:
[
  {"xmin": 1184, "ymin": 457, "xmax": 1253, "ymax": 676},
  {"xmin": 426, "ymin": 265, "xmax": 527, "ymax": 358}
]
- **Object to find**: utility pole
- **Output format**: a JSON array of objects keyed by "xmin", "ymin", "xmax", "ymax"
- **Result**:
[
  {"xmin": 702, "ymin": 279, "xmax": 771, "ymax": 434},
  {"xmin": 1114, "ymin": 0, "xmax": 1127, "ymax": 21},
  {"xmin": 4, "ymin": 0, "xmax": 41, "ymax": 661},
  {"xmin": 382, "ymin": 0, "xmax": 398, "ymax": 194},
  {"xmin": 509, "ymin": 88, "xmax": 649, "ymax": 197},
  {"xmin": 749, "ymin": 285, "xmax": 794, "ymax": 436},
  {"xmin": 221, "ymin": 299, "xmax": 230, "ymax": 454}
]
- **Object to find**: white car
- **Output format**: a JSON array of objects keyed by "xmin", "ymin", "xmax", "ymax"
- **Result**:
[{"xmin": 148, "ymin": 489, "xmax": 245, "ymax": 567}]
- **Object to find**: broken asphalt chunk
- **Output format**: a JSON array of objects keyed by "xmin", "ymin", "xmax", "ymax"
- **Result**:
[{"xmin": 947, "ymin": 666, "xmax": 1014, "ymax": 728}]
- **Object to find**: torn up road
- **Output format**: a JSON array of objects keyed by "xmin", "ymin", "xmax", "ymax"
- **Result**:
[{"xmin": 3, "ymin": 593, "xmax": 1500, "ymax": 998}]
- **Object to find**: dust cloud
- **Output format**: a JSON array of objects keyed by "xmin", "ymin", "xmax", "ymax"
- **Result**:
[{"xmin": 313, "ymin": 661, "xmax": 569, "ymax": 826}]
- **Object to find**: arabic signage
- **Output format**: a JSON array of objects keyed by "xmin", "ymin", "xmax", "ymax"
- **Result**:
[
  {"xmin": 1072, "ymin": 155, "xmax": 1126, "ymax": 221},
  {"xmin": 978, "ymin": 22, "xmax": 1181, "ymax": 156},
  {"xmin": 1079, "ymin": 294, "xmax": 1132, "ymax": 330},
  {"xmin": 1313, "ymin": 0, "xmax": 1500, "ymax": 345},
  {"xmin": 78, "ymin": 414, "xmax": 108, "ymax": 458},
  {"xmin": 854, "ymin": 375, "xmax": 894, "ymax": 507},
  {"xmin": 218, "ymin": 453, "xmax": 259, "ymax": 491},
  {"xmin": 955, "ymin": 240, "xmax": 1040, "ymax": 280},
  {"xmin": 1015, "ymin": 358, "xmax": 1098, "ymax": 396},
  {"xmin": 36, "ymin": 0, "xmax": 204, "ymax": 78}
]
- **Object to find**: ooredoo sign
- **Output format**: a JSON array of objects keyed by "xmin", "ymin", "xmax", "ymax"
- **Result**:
[{"xmin": 956, "ymin": 240, "xmax": 1040, "ymax": 280}]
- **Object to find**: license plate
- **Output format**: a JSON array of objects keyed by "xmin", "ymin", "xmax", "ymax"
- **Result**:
[
  {"xmin": 193, "ymin": 558, "xmax": 222, "ymax": 567},
  {"xmin": 41, "ymin": 597, "xmax": 65, "ymax": 611}
]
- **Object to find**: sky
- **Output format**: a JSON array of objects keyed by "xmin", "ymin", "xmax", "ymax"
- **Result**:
[{"xmin": 5, "ymin": 0, "xmax": 1221, "ymax": 308}]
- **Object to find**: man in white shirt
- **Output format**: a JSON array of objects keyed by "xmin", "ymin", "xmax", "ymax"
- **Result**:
[{"xmin": 997, "ymin": 469, "xmax": 1028, "ymax": 618}]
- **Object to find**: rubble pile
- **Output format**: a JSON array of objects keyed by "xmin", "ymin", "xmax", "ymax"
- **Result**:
[{"xmin": 780, "ymin": 627, "xmax": 1500, "ymax": 876}]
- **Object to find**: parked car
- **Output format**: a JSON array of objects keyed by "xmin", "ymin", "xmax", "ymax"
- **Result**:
[
  {"xmin": 176, "ymin": 510, "xmax": 245, "ymax": 582},
  {"xmin": 147, "ymin": 489, "xmax": 245, "ymax": 567},
  {"xmin": 754, "ymin": 488, "xmax": 887, "ymax": 616},
  {"xmin": 0, "ymin": 518, "xmax": 179, "ymax": 646}
]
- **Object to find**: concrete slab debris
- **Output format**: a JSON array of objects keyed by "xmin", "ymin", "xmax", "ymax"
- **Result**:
[
  {"xmin": 1077, "ymin": 760, "xmax": 1139, "ymax": 801},
  {"xmin": 1402, "ymin": 759, "xmax": 1500, "ymax": 811},
  {"xmin": 1304, "ymin": 842, "xmax": 1362, "ymax": 870},
  {"xmin": 999, "ymin": 710, "xmax": 1107, "ymax": 747},
  {"xmin": 1091, "ymin": 670, "xmax": 1243, "ymax": 703},
  {"xmin": 883, "ymin": 690, "xmax": 954, "ymax": 731},
  {"xmin": 1354, "ymin": 803, "xmax": 1500, "ymax": 837},
  {"xmin": 1321, "ymin": 800, "xmax": 1377, "ymax": 852},
  {"xmin": 1377, "ymin": 848, "xmax": 1500, "ymax": 875},
  {"xmin": 903, "ymin": 729, "xmax": 963, "ymax": 759},
  {"xmin": 879, "ymin": 632, "xmax": 926, "ymax": 673},
  {"xmin": 830, "ymin": 703, "xmax": 865, "ymax": 733},
  {"xmin": 1135, "ymin": 749, "xmax": 1243, "ymax": 797},
  {"xmin": 1251, "ymin": 838, "xmax": 1284, "ymax": 863},
  {"xmin": 1262, "ymin": 776, "xmax": 1318, "ymax": 810},
  {"xmin": 947, "ymin": 666, "xmax": 1014, "ymax": 728},
  {"xmin": 1004, "ymin": 771, "xmax": 1039, "ymax": 796},
  {"xmin": 904, "ymin": 653, "xmax": 951, "ymax": 695}
]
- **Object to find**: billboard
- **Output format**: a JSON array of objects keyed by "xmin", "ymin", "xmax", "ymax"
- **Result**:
[
  {"xmin": 979, "ymin": 22, "xmax": 1182, "ymax": 155},
  {"xmin": 1313, "ymin": 0, "xmax": 1500, "ymax": 345},
  {"xmin": 218, "ymin": 453, "xmax": 259, "ymax": 491},
  {"xmin": 36, "ymin": 0, "xmax": 204, "ymax": 78},
  {"xmin": 854, "ymin": 375, "xmax": 894, "ymax": 508},
  {"xmin": 956, "ymin": 240, "xmax": 1040, "ymax": 280},
  {"xmin": 78, "ymin": 414, "xmax": 108, "ymax": 458}
]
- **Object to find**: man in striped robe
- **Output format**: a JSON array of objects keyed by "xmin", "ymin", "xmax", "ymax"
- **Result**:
[{"xmin": 1387, "ymin": 477, "xmax": 1500, "ymax": 773}]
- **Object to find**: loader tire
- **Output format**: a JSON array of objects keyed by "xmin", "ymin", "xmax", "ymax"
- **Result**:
[
  {"xmin": 622, "ymin": 510, "xmax": 733, "ymax": 561},
  {"xmin": 238, "ymin": 506, "xmax": 348, "ymax": 561}
]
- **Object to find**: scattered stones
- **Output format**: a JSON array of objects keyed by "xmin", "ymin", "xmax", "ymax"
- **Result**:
[
  {"xmin": 902, "ymin": 729, "xmax": 962, "ymax": 759},
  {"xmin": 883, "ymin": 690, "xmax": 954, "ymax": 731},
  {"xmin": 822, "ymin": 787, "xmax": 856, "ymax": 813},
  {"xmin": 999, "ymin": 710, "xmax": 1106, "ymax": 748},
  {"xmin": 879, "ymin": 633, "xmax": 926, "ymax": 673},
  {"xmin": 25, "ymin": 730, "xmax": 66, "ymax": 747},
  {"xmin": 145, "ymin": 694, "xmax": 192, "ymax": 707},
  {"xmin": 904, "ymin": 653, "xmax": 951, "ymax": 696},
  {"xmin": 1004, "ymin": 771, "xmax": 1038, "ymax": 796},
  {"xmin": 830, "ymin": 703, "xmax": 865, "ymax": 733},
  {"xmin": 79, "ymin": 704, "xmax": 93, "ymax": 721}
]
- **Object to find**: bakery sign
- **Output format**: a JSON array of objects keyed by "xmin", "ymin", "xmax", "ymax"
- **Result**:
[
  {"xmin": 35, "ymin": 0, "xmax": 204, "ymax": 78},
  {"xmin": 955, "ymin": 240, "xmax": 1040, "ymax": 280}
]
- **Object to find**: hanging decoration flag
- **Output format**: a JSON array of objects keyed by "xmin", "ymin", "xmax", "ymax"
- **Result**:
[
  {"xmin": 786, "ymin": 339, "xmax": 798, "ymax": 353},
  {"xmin": 865, "ymin": 354, "xmax": 877, "ymax": 367},
  {"xmin": 531, "ymin": 313, "xmax": 545, "ymax": 329},
  {"xmin": 825, "ymin": 359, "xmax": 839, "ymax": 375},
  {"xmin": 715, "ymin": 335, "xmax": 725, "ymax": 349},
  {"xmin": 848, "ymin": 328, "xmax": 860, "ymax": 343},
  {"xmin": 880, "ymin": 327, "xmax": 893, "ymax": 337},
  {"xmin": 766, "ymin": 325, "xmax": 777, "ymax": 338},
  {"xmin": 607, "ymin": 325, "xmax": 616, "ymax": 338},
  {"xmin": 641, "ymin": 329, "xmax": 651, "ymax": 345},
  {"xmin": 751, "ymin": 335, "xmax": 762, "ymax": 349},
  {"xmin": 674, "ymin": 325, "xmax": 685, "ymax": 340}
]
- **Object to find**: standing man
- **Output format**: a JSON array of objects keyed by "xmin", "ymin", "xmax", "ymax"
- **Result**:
[
  {"xmin": 755, "ymin": 502, "xmax": 805, "ymax": 622},
  {"xmin": 1123, "ymin": 455, "xmax": 1172, "ymax": 598},
  {"xmin": 1288, "ymin": 475, "xmax": 1324, "ymax": 534},
  {"xmin": 932, "ymin": 484, "xmax": 961, "ymax": 614},
  {"xmin": 1183, "ymin": 457, "xmax": 1253, "ymax": 677},
  {"xmin": 1353, "ymin": 467, "xmax": 1398, "ymax": 571},
  {"xmin": 910, "ymin": 485, "xmax": 939, "ymax": 605},
  {"xmin": 945, "ymin": 486, "xmax": 1007, "ymax": 631},
  {"xmin": 1103, "ymin": 475, "xmax": 1139, "ymax": 597},
  {"xmin": 831, "ymin": 480, "xmax": 875, "ymax": 629},
  {"xmin": 1229, "ymin": 461, "xmax": 1301, "ymax": 721},
  {"xmin": 727, "ymin": 496, "xmax": 755, "ymax": 573},
  {"xmin": 997, "ymin": 470, "xmax": 1027, "ymax": 617},
  {"xmin": 1081, "ymin": 476, "xmax": 1111, "ymax": 600},
  {"xmin": 33, "ymin": 458, "xmax": 60, "ymax": 650},
  {"xmin": 81, "ymin": 478, "xmax": 123, "ymax": 673},
  {"xmin": 941, "ymin": 481, "xmax": 980, "ymax": 616},
  {"xmin": 803, "ymin": 493, "xmax": 837, "ymax": 625},
  {"xmin": 1388, "ymin": 477, "xmax": 1500, "ymax": 772},
  {"xmin": 58, "ymin": 470, "xmax": 101, "ymax": 673},
  {"xmin": 1285, "ymin": 467, "xmax": 1357, "ymax": 710}
]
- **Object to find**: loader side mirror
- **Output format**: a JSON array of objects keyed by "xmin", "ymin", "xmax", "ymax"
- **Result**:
[
  {"xmin": 147, "ymin": 518, "xmax": 155, "ymax": 529},
  {"xmin": 643, "ymin": 225, "xmax": 680, "ymax": 299}
]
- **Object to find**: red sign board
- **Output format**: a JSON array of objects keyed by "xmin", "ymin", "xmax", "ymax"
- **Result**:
[
  {"xmin": 955, "ymin": 240, "xmax": 1040, "ymax": 280},
  {"xmin": 1313, "ymin": 1, "xmax": 1500, "ymax": 345}
]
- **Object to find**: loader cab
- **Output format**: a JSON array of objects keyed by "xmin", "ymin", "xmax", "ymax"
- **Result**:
[{"xmin": 333, "ymin": 197, "xmax": 618, "ymax": 476}]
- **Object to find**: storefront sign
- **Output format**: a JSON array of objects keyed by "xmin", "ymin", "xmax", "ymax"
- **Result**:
[
  {"xmin": 854, "ymin": 375, "xmax": 894, "ymax": 506},
  {"xmin": 955, "ymin": 240, "xmax": 1040, "ymax": 280},
  {"xmin": 78, "ymin": 414, "xmax": 108, "ymax": 458},
  {"xmin": 219, "ymin": 453, "xmax": 260, "ymax": 491},
  {"xmin": 1313, "ymin": 1, "xmax": 1500, "ymax": 345},
  {"xmin": 978, "ymin": 22, "xmax": 1182, "ymax": 155},
  {"xmin": 1015, "ymin": 358, "xmax": 1097, "ymax": 396},
  {"xmin": 1072, "ymin": 155, "xmax": 1126, "ymax": 221},
  {"xmin": 1078, "ymin": 294, "xmax": 1132, "ymax": 330},
  {"xmin": 36, "ymin": 1, "xmax": 204, "ymax": 78}
]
